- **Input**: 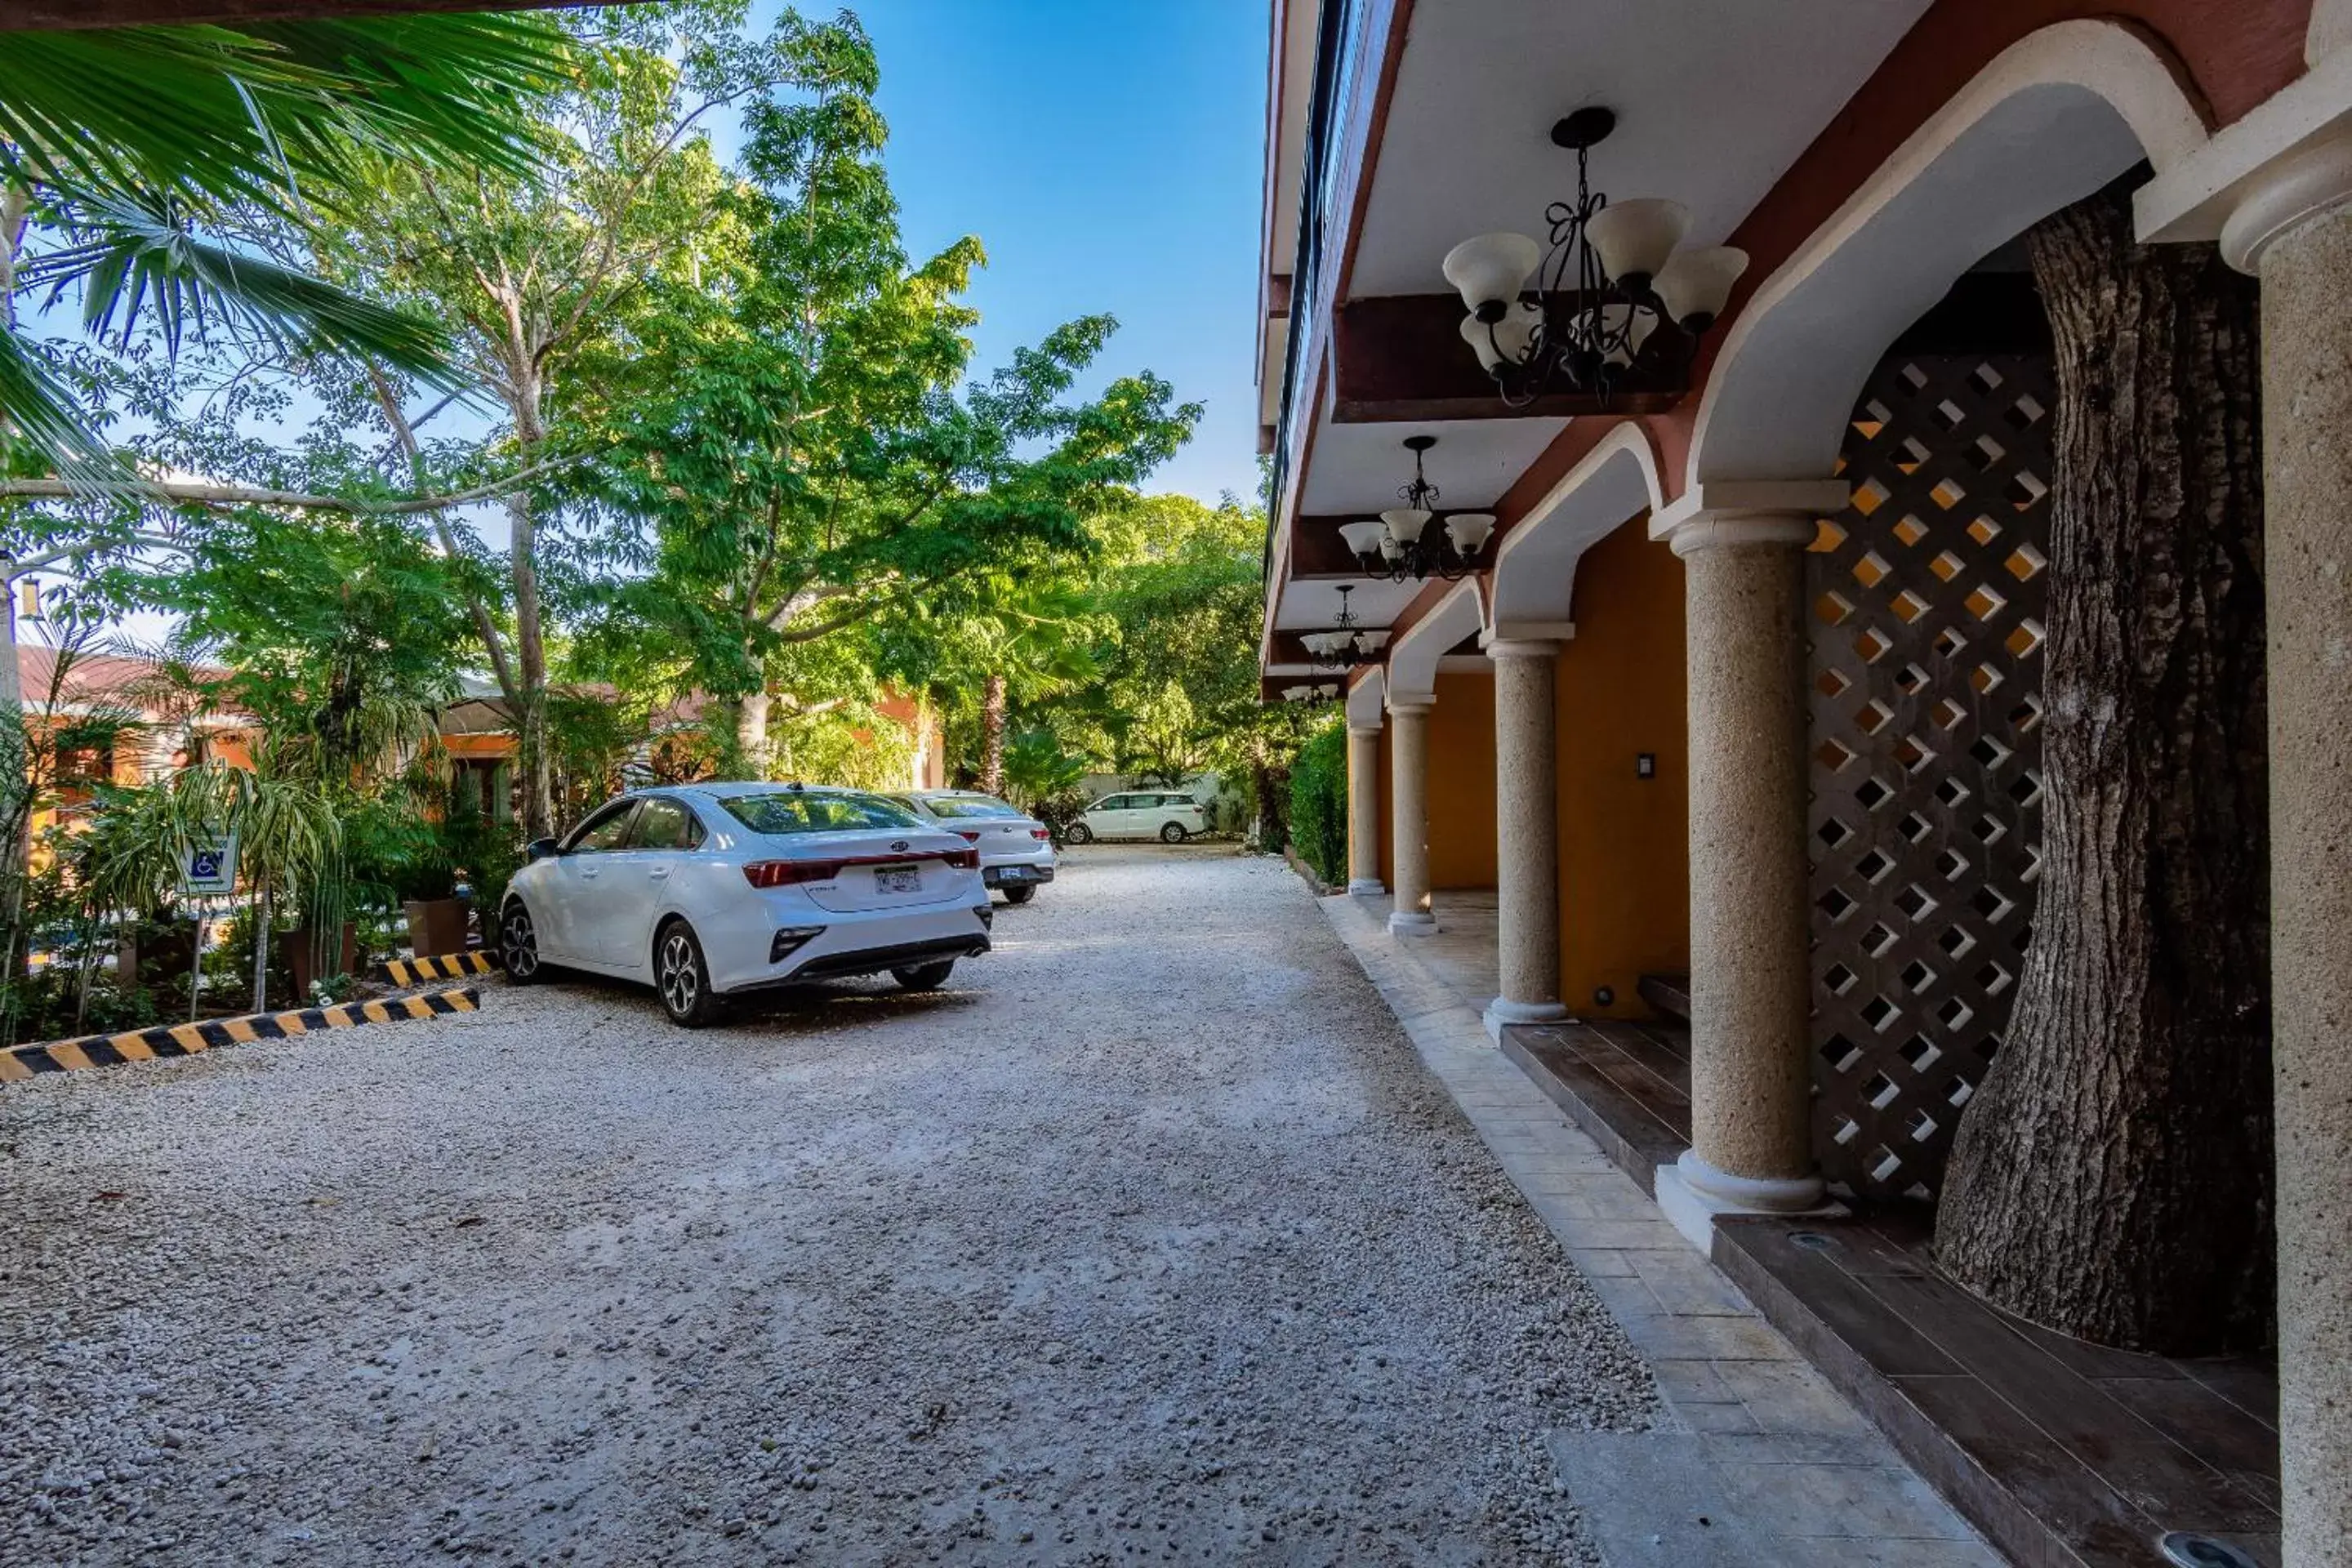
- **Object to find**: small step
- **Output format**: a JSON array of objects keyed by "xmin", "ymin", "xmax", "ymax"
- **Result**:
[{"xmin": 1637, "ymin": 971, "xmax": 1691, "ymax": 1022}]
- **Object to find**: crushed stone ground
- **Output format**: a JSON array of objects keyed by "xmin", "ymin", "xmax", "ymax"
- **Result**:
[{"xmin": 1, "ymin": 844, "xmax": 1657, "ymax": 1566}]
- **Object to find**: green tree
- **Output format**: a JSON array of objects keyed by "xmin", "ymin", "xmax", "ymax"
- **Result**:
[
  {"xmin": 581, "ymin": 11, "xmax": 1196, "ymax": 775},
  {"xmin": 300, "ymin": 0, "xmax": 782, "ymax": 837}
]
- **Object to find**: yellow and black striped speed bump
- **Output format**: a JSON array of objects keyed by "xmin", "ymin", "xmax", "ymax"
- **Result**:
[
  {"xmin": 0, "ymin": 987, "xmax": 481, "ymax": 1084},
  {"xmin": 374, "ymin": 950, "xmax": 501, "ymax": 987}
]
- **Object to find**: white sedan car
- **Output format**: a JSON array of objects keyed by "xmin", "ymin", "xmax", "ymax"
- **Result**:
[
  {"xmin": 1064, "ymin": 789, "xmax": 1209, "ymax": 844},
  {"xmin": 889, "ymin": 790, "xmax": 1057, "ymax": 903},
  {"xmin": 500, "ymin": 783, "xmax": 992, "ymax": 1027}
]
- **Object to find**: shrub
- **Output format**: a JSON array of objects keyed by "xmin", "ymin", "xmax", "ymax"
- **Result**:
[{"xmin": 1287, "ymin": 722, "xmax": 1348, "ymax": 884}]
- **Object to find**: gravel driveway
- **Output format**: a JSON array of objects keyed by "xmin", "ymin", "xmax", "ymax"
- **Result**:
[{"xmin": 1, "ymin": 844, "xmax": 1656, "ymax": 1566}]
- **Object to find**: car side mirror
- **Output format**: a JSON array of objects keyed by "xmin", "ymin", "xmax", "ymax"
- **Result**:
[{"xmin": 525, "ymin": 837, "xmax": 563, "ymax": 862}]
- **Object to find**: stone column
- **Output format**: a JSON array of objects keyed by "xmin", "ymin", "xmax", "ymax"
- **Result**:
[
  {"xmin": 1484, "ymin": 638, "xmax": 1567, "ymax": 1037},
  {"xmin": 1386, "ymin": 696, "xmax": 1436, "ymax": 935},
  {"xmin": 1345, "ymin": 724, "xmax": 1385, "ymax": 894},
  {"xmin": 2224, "ymin": 136, "xmax": 2352, "ymax": 1568},
  {"xmin": 1650, "ymin": 494, "xmax": 1838, "ymax": 1247}
]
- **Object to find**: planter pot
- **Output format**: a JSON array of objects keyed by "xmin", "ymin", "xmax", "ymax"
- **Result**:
[
  {"xmin": 288, "ymin": 921, "xmax": 359, "ymax": 1001},
  {"xmin": 118, "ymin": 918, "xmax": 199, "ymax": 987},
  {"xmin": 401, "ymin": 896, "xmax": 471, "ymax": 960}
]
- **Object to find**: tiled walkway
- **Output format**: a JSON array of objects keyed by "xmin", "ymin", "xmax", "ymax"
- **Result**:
[{"xmin": 1326, "ymin": 890, "xmax": 2001, "ymax": 1567}]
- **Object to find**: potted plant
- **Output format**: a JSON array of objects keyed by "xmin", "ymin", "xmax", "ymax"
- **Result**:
[{"xmin": 394, "ymin": 841, "xmax": 468, "ymax": 960}]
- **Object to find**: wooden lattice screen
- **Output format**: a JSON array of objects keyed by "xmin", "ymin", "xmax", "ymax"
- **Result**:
[{"xmin": 1806, "ymin": 353, "xmax": 2054, "ymax": 1203}]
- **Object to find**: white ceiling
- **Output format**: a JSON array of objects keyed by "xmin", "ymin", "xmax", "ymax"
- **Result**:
[
  {"xmin": 1273, "ymin": 575, "xmax": 1426, "ymax": 631},
  {"xmin": 1299, "ymin": 415, "xmax": 1569, "ymax": 515},
  {"xmin": 1348, "ymin": 0, "xmax": 1935, "ymax": 298}
]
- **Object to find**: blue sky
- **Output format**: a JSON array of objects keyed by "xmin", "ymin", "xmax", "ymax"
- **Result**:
[{"xmin": 737, "ymin": 0, "xmax": 1270, "ymax": 506}]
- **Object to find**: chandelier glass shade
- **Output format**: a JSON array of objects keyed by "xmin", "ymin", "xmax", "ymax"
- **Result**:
[
  {"xmin": 1443, "ymin": 107, "xmax": 1748, "ymax": 408},
  {"xmin": 1298, "ymin": 583, "xmax": 1390, "ymax": 668},
  {"xmin": 1280, "ymin": 682, "xmax": 1343, "ymax": 704},
  {"xmin": 1343, "ymin": 436, "xmax": 1494, "ymax": 583}
]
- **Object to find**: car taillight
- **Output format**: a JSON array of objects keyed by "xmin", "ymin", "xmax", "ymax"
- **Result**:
[
  {"xmin": 955, "ymin": 829, "xmax": 982, "ymax": 841},
  {"xmin": 743, "ymin": 860, "xmax": 839, "ymax": 889},
  {"xmin": 945, "ymin": 848, "xmax": 980, "ymax": 870},
  {"xmin": 1030, "ymin": 828, "xmax": 1050, "ymax": 840}
]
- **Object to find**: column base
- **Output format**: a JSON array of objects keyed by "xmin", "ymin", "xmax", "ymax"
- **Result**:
[
  {"xmin": 1347, "ymin": 879, "xmax": 1387, "ymax": 896},
  {"xmin": 1483, "ymin": 997, "xmax": 1570, "ymax": 1041},
  {"xmin": 1387, "ymin": 911, "xmax": 1438, "ymax": 937},
  {"xmin": 1654, "ymin": 1149, "xmax": 1838, "ymax": 1253}
]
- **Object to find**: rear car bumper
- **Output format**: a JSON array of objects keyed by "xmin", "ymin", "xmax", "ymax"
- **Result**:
[
  {"xmin": 704, "ymin": 899, "xmax": 991, "ymax": 994},
  {"xmin": 982, "ymin": 862, "xmax": 1056, "ymax": 887},
  {"xmin": 733, "ymin": 933, "xmax": 988, "ymax": 990}
]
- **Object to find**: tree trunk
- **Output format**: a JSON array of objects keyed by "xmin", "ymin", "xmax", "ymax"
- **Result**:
[
  {"xmin": 251, "ymin": 882, "xmax": 273, "ymax": 1017},
  {"xmin": 1933, "ymin": 186, "xmax": 2270, "ymax": 1354},
  {"xmin": 979, "ymin": 675, "xmax": 1007, "ymax": 795},
  {"xmin": 508, "ymin": 492, "xmax": 556, "ymax": 840},
  {"xmin": 737, "ymin": 692, "xmax": 773, "ymax": 778}
]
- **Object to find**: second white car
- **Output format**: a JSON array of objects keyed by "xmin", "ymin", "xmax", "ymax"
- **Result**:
[{"xmin": 889, "ymin": 790, "xmax": 1058, "ymax": 903}]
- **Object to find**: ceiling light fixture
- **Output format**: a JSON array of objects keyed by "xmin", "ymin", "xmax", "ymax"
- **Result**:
[
  {"xmin": 1442, "ymin": 107, "xmax": 1747, "ymax": 408},
  {"xmin": 1340, "ymin": 437, "xmax": 1494, "ymax": 583},
  {"xmin": 1298, "ymin": 583, "xmax": 1392, "ymax": 669}
]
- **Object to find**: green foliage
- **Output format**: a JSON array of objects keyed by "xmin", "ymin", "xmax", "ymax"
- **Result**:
[
  {"xmin": 0, "ymin": 12, "xmax": 570, "ymax": 474},
  {"xmin": 1288, "ymin": 721, "xmax": 1348, "ymax": 884},
  {"xmin": 576, "ymin": 10, "xmax": 1196, "ymax": 765}
]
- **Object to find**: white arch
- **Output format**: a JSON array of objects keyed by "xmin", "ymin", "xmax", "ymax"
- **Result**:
[
  {"xmin": 1486, "ymin": 421, "xmax": 1665, "ymax": 633},
  {"xmin": 1385, "ymin": 577, "xmax": 1485, "ymax": 704},
  {"xmin": 1345, "ymin": 665, "xmax": 1385, "ymax": 729},
  {"xmin": 1687, "ymin": 19, "xmax": 2210, "ymax": 487}
]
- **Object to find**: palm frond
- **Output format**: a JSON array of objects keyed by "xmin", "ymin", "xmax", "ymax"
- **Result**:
[
  {"xmin": 0, "ymin": 327, "xmax": 118, "ymax": 485},
  {"xmin": 25, "ymin": 194, "xmax": 457, "ymax": 384},
  {"xmin": 0, "ymin": 16, "xmax": 568, "ymax": 216}
]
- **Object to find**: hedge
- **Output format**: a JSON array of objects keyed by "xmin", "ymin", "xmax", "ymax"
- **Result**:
[{"xmin": 1288, "ymin": 721, "xmax": 1348, "ymax": 884}]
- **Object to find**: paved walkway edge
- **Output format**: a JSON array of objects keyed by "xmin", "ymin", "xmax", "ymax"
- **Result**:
[
  {"xmin": 1314, "ymin": 892, "xmax": 2004, "ymax": 1568},
  {"xmin": 0, "ymin": 987, "xmax": 482, "ymax": 1082}
]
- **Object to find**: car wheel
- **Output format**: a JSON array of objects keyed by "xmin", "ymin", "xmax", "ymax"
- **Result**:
[
  {"xmin": 654, "ymin": 920, "xmax": 724, "ymax": 1028},
  {"xmin": 892, "ymin": 959, "xmax": 956, "ymax": 991},
  {"xmin": 1159, "ymin": 822, "xmax": 1188, "ymax": 844},
  {"xmin": 501, "ymin": 898, "xmax": 546, "ymax": 985},
  {"xmin": 1064, "ymin": 821, "xmax": 1093, "ymax": 844},
  {"xmin": 1001, "ymin": 884, "xmax": 1037, "ymax": 906}
]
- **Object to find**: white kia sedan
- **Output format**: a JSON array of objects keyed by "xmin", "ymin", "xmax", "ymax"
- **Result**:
[
  {"xmin": 889, "ymin": 790, "xmax": 1056, "ymax": 903},
  {"xmin": 500, "ymin": 784, "xmax": 991, "ymax": 1026},
  {"xmin": 1064, "ymin": 789, "xmax": 1209, "ymax": 844}
]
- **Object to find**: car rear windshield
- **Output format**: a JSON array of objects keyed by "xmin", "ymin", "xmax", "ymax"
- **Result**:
[
  {"xmin": 715, "ymin": 791, "xmax": 922, "ymax": 835},
  {"xmin": 922, "ymin": 795, "xmax": 1022, "ymax": 820}
]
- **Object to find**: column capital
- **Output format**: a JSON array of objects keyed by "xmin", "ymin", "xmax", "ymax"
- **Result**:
[
  {"xmin": 1479, "ymin": 619, "xmax": 1574, "ymax": 655},
  {"xmin": 1385, "ymin": 693, "xmax": 1433, "ymax": 714},
  {"xmin": 1346, "ymin": 723, "xmax": 1383, "ymax": 740},
  {"xmin": 2222, "ymin": 128, "xmax": 2352, "ymax": 272},
  {"xmin": 1650, "ymin": 480, "xmax": 1846, "ymax": 557}
]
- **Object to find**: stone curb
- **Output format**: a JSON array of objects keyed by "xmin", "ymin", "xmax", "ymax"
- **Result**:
[{"xmin": 0, "ymin": 987, "xmax": 483, "ymax": 1083}]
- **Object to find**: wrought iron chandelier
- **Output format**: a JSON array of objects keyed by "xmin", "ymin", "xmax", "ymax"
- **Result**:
[
  {"xmin": 1337, "ymin": 436, "xmax": 1494, "ymax": 583},
  {"xmin": 1298, "ymin": 583, "xmax": 1392, "ymax": 668},
  {"xmin": 1442, "ymin": 107, "xmax": 1748, "ymax": 408}
]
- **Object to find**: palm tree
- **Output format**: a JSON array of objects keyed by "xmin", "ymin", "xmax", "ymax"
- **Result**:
[{"xmin": 0, "ymin": 13, "xmax": 568, "ymax": 475}]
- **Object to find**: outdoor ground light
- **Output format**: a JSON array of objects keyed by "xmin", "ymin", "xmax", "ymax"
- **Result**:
[
  {"xmin": 1444, "ymin": 106, "xmax": 1748, "ymax": 408},
  {"xmin": 1299, "ymin": 583, "xmax": 1392, "ymax": 668},
  {"xmin": 1341, "ymin": 436, "xmax": 1494, "ymax": 584}
]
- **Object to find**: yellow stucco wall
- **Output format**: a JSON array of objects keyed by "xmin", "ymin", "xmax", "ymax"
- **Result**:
[
  {"xmin": 1557, "ymin": 516, "xmax": 1691, "ymax": 1018},
  {"xmin": 1424, "ymin": 670, "xmax": 1498, "ymax": 889}
]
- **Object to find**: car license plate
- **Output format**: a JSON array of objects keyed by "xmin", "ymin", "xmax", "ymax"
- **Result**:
[{"xmin": 875, "ymin": 864, "xmax": 921, "ymax": 893}]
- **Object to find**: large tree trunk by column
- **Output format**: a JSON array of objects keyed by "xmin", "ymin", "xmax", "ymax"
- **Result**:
[
  {"xmin": 1935, "ymin": 186, "xmax": 2270, "ymax": 1355},
  {"xmin": 978, "ymin": 675, "xmax": 1007, "ymax": 795}
]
